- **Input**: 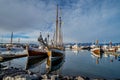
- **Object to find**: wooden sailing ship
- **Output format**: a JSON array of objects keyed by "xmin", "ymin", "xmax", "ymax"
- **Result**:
[
  {"xmin": 47, "ymin": 5, "xmax": 65, "ymax": 57},
  {"xmin": 27, "ymin": 5, "xmax": 64, "ymax": 57}
]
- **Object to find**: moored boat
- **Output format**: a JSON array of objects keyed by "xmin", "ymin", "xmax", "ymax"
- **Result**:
[
  {"xmin": 117, "ymin": 47, "xmax": 120, "ymax": 52},
  {"xmin": 104, "ymin": 41, "xmax": 117, "ymax": 53},
  {"xmin": 32, "ymin": 5, "xmax": 65, "ymax": 58},
  {"xmin": 107, "ymin": 47, "xmax": 117, "ymax": 53},
  {"xmin": 72, "ymin": 43, "xmax": 79, "ymax": 50},
  {"xmin": 80, "ymin": 46, "xmax": 91, "ymax": 50}
]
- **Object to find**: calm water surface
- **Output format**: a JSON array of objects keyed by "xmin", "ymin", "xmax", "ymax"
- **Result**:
[{"xmin": 1, "ymin": 49, "xmax": 120, "ymax": 79}]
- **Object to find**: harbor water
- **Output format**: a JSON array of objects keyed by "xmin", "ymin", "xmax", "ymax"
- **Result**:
[{"xmin": 0, "ymin": 49, "xmax": 120, "ymax": 79}]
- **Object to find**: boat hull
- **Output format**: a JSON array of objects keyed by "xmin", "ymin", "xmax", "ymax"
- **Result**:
[
  {"xmin": 47, "ymin": 49, "xmax": 65, "ymax": 57},
  {"xmin": 91, "ymin": 48, "xmax": 104, "ymax": 54},
  {"xmin": 108, "ymin": 48, "xmax": 117, "ymax": 52},
  {"xmin": 28, "ymin": 48, "xmax": 48, "ymax": 57}
]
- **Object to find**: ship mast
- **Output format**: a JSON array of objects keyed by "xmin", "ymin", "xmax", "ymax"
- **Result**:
[
  {"xmin": 59, "ymin": 8, "xmax": 63, "ymax": 47},
  {"xmin": 55, "ymin": 4, "xmax": 59, "ymax": 47},
  {"xmin": 55, "ymin": 5, "xmax": 63, "ymax": 47}
]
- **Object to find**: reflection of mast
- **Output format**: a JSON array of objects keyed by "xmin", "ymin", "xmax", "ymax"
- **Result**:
[{"xmin": 96, "ymin": 58, "xmax": 99, "ymax": 64}]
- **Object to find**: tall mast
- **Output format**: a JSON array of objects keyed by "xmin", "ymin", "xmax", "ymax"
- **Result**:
[
  {"xmin": 55, "ymin": 4, "xmax": 63, "ymax": 47},
  {"xmin": 56, "ymin": 4, "xmax": 59, "ymax": 46},
  {"xmin": 59, "ymin": 8, "xmax": 63, "ymax": 46}
]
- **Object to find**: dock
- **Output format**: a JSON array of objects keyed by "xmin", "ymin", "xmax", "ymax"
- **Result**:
[{"xmin": 0, "ymin": 53, "xmax": 28, "ymax": 62}]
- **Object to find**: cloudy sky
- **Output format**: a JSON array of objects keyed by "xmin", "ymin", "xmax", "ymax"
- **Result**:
[{"xmin": 0, "ymin": 0, "xmax": 120, "ymax": 43}]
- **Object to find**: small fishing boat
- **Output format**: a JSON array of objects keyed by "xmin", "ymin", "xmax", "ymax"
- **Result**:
[
  {"xmin": 105, "ymin": 41, "xmax": 117, "ymax": 53},
  {"xmin": 117, "ymin": 47, "xmax": 120, "ymax": 52},
  {"xmin": 91, "ymin": 48, "xmax": 100, "ymax": 54},
  {"xmin": 72, "ymin": 43, "xmax": 79, "ymax": 50},
  {"xmin": 81, "ymin": 46, "xmax": 91, "ymax": 50},
  {"xmin": 91, "ymin": 48, "xmax": 104, "ymax": 53},
  {"xmin": 107, "ymin": 47, "xmax": 117, "ymax": 52}
]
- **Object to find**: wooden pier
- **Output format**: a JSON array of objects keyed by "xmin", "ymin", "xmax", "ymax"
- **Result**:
[{"xmin": 0, "ymin": 53, "xmax": 28, "ymax": 62}]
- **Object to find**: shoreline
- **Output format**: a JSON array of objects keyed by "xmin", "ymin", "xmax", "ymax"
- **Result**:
[{"xmin": 0, "ymin": 67, "xmax": 109, "ymax": 80}]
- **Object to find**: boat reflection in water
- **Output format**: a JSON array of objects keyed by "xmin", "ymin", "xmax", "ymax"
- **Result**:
[
  {"xmin": 91, "ymin": 51, "xmax": 103, "ymax": 64},
  {"xmin": 91, "ymin": 50, "xmax": 120, "ymax": 64},
  {"xmin": 46, "ymin": 51, "xmax": 65, "ymax": 74},
  {"xmin": 25, "ymin": 55, "xmax": 47, "ymax": 70}
]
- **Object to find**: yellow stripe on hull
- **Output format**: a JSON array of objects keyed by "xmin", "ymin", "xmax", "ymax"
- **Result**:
[{"xmin": 47, "ymin": 51, "xmax": 51, "ymax": 57}]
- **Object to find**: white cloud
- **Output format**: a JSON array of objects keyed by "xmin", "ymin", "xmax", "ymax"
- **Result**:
[
  {"xmin": 0, "ymin": 0, "xmax": 120, "ymax": 43},
  {"xmin": 62, "ymin": 0, "xmax": 120, "ymax": 43}
]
